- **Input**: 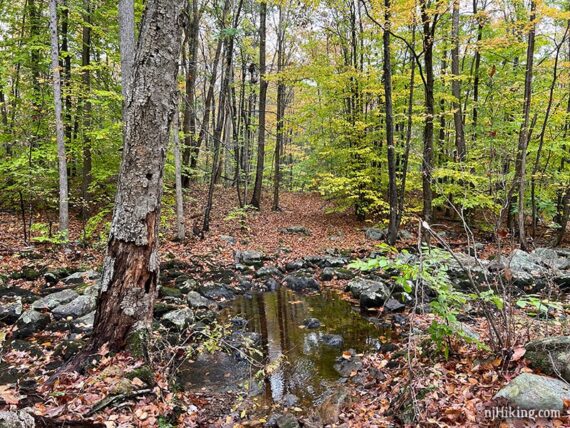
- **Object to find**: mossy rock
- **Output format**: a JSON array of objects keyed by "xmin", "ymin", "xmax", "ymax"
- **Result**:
[
  {"xmin": 159, "ymin": 286, "xmax": 183, "ymax": 299},
  {"xmin": 110, "ymin": 378, "xmax": 133, "ymax": 395},
  {"xmin": 126, "ymin": 327, "xmax": 149, "ymax": 359},
  {"xmin": 153, "ymin": 302, "xmax": 178, "ymax": 318},
  {"xmin": 126, "ymin": 365, "xmax": 155, "ymax": 386},
  {"xmin": 11, "ymin": 266, "xmax": 42, "ymax": 281}
]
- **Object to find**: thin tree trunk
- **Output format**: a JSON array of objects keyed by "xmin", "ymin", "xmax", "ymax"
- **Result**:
[
  {"xmin": 49, "ymin": 0, "xmax": 69, "ymax": 237},
  {"xmin": 90, "ymin": 0, "xmax": 183, "ymax": 352},
  {"xmin": 472, "ymin": 0, "xmax": 484, "ymax": 140},
  {"xmin": 384, "ymin": 0, "xmax": 398, "ymax": 244},
  {"xmin": 251, "ymin": 0, "xmax": 267, "ymax": 209},
  {"xmin": 173, "ymin": 106, "xmax": 185, "ymax": 240},
  {"xmin": 451, "ymin": 0, "xmax": 466, "ymax": 160},
  {"xmin": 81, "ymin": 0, "xmax": 92, "ymax": 226},
  {"xmin": 273, "ymin": 4, "xmax": 285, "ymax": 211}
]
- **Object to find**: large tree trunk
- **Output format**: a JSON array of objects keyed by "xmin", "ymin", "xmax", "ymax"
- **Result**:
[
  {"xmin": 451, "ymin": 0, "xmax": 466, "ymax": 161},
  {"xmin": 90, "ymin": 0, "xmax": 183, "ymax": 352},
  {"xmin": 118, "ymin": 0, "xmax": 135, "ymax": 102},
  {"xmin": 251, "ymin": 0, "xmax": 267, "ymax": 209},
  {"xmin": 49, "ymin": 0, "xmax": 69, "ymax": 236},
  {"xmin": 383, "ymin": 0, "xmax": 398, "ymax": 245},
  {"xmin": 273, "ymin": 4, "xmax": 286, "ymax": 211}
]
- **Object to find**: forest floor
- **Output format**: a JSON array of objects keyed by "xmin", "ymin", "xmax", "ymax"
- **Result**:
[{"xmin": 0, "ymin": 187, "xmax": 569, "ymax": 427}]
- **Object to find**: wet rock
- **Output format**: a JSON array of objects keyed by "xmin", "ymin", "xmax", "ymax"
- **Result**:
[
  {"xmin": 235, "ymin": 250, "xmax": 264, "ymax": 267},
  {"xmin": 334, "ymin": 354, "xmax": 363, "ymax": 377},
  {"xmin": 0, "ymin": 409, "xmax": 35, "ymax": 428},
  {"xmin": 227, "ymin": 331, "xmax": 261, "ymax": 351},
  {"xmin": 384, "ymin": 298, "xmax": 405, "ymax": 312},
  {"xmin": 256, "ymin": 266, "xmax": 281, "ymax": 278},
  {"xmin": 525, "ymin": 336, "xmax": 570, "ymax": 382},
  {"xmin": 197, "ymin": 283, "xmax": 235, "ymax": 301},
  {"xmin": 303, "ymin": 318, "xmax": 321, "ymax": 329},
  {"xmin": 31, "ymin": 289, "xmax": 79, "ymax": 310},
  {"xmin": 304, "ymin": 255, "xmax": 347, "ymax": 268},
  {"xmin": 187, "ymin": 291, "xmax": 213, "ymax": 309},
  {"xmin": 347, "ymin": 278, "xmax": 383, "ymax": 298},
  {"xmin": 279, "ymin": 226, "xmax": 310, "ymax": 236},
  {"xmin": 285, "ymin": 260, "xmax": 305, "ymax": 271},
  {"xmin": 14, "ymin": 310, "xmax": 50, "ymax": 338},
  {"xmin": 265, "ymin": 278, "xmax": 280, "ymax": 291},
  {"xmin": 320, "ymin": 267, "xmax": 335, "ymax": 281},
  {"xmin": 161, "ymin": 308, "xmax": 194, "ymax": 330},
  {"xmin": 52, "ymin": 295, "xmax": 96, "ymax": 320},
  {"xmin": 0, "ymin": 299, "xmax": 23, "ymax": 324},
  {"xmin": 220, "ymin": 235, "xmax": 237, "ymax": 244},
  {"xmin": 159, "ymin": 286, "xmax": 183, "ymax": 299},
  {"xmin": 365, "ymin": 228, "xmax": 386, "ymax": 241},
  {"xmin": 283, "ymin": 272, "xmax": 319, "ymax": 292},
  {"xmin": 359, "ymin": 282, "xmax": 390, "ymax": 308},
  {"xmin": 321, "ymin": 334, "xmax": 343, "ymax": 347},
  {"xmin": 494, "ymin": 373, "xmax": 570, "ymax": 411},
  {"xmin": 71, "ymin": 311, "xmax": 95, "ymax": 333}
]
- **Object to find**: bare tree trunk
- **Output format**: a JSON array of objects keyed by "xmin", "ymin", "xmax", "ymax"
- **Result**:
[
  {"xmin": 383, "ymin": 0, "xmax": 398, "ymax": 245},
  {"xmin": 81, "ymin": 0, "xmax": 92, "ymax": 226},
  {"xmin": 173, "ymin": 106, "xmax": 185, "ymax": 241},
  {"xmin": 49, "ymin": 0, "xmax": 69, "ymax": 237},
  {"xmin": 273, "ymin": 4, "xmax": 285, "ymax": 211},
  {"xmin": 118, "ymin": 0, "xmax": 135, "ymax": 102},
  {"xmin": 513, "ymin": 0, "xmax": 536, "ymax": 250},
  {"xmin": 251, "ymin": 0, "xmax": 267, "ymax": 209},
  {"xmin": 451, "ymin": 0, "xmax": 466, "ymax": 161},
  {"xmin": 472, "ymin": 0, "xmax": 484, "ymax": 140},
  {"xmin": 90, "ymin": 0, "xmax": 183, "ymax": 352}
]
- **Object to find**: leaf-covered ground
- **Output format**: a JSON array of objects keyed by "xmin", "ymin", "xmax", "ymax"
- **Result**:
[{"xmin": 1, "ymin": 188, "xmax": 569, "ymax": 427}]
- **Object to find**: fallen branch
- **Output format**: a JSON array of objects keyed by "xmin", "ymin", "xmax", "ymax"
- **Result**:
[{"xmin": 86, "ymin": 388, "xmax": 153, "ymax": 416}]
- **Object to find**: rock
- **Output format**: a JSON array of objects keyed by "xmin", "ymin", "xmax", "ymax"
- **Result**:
[
  {"xmin": 303, "ymin": 318, "xmax": 321, "ymax": 329},
  {"xmin": 320, "ymin": 267, "xmax": 335, "ymax": 281},
  {"xmin": 256, "ymin": 266, "xmax": 281, "ymax": 278},
  {"xmin": 334, "ymin": 268, "xmax": 354, "ymax": 280},
  {"xmin": 321, "ymin": 334, "xmax": 343, "ymax": 347},
  {"xmin": 384, "ymin": 298, "xmax": 405, "ymax": 312},
  {"xmin": 82, "ymin": 283, "xmax": 100, "ymax": 297},
  {"xmin": 161, "ymin": 308, "xmax": 194, "ymax": 330},
  {"xmin": 285, "ymin": 260, "xmax": 305, "ymax": 271},
  {"xmin": 279, "ymin": 226, "xmax": 310, "ymax": 235},
  {"xmin": 110, "ymin": 378, "xmax": 133, "ymax": 395},
  {"xmin": 43, "ymin": 272, "xmax": 59, "ymax": 286},
  {"xmin": 178, "ymin": 278, "xmax": 198, "ymax": 293},
  {"xmin": 0, "ymin": 409, "xmax": 36, "ymax": 428},
  {"xmin": 398, "ymin": 230, "xmax": 413, "ymax": 240},
  {"xmin": 283, "ymin": 273, "xmax": 319, "ymax": 292},
  {"xmin": 334, "ymin": 354, "xmax": 363, "ymax": 377},
  {"xmin": 365, "ymin": 228, "xmax": 386, "ymax": 241},
  {"xmin": 230, "ymin": 316, "xmax": 248, "ymax": 328},
  {"xmin": 265, "ymin": 278, "xmax": 280, "ymax": 291},
  {"xmin": 14, "ymin": 310, "xmax": 50, "ymax": 338},
  {"xmin": 52, "ymin": 295, "xmax": 96, "ymax": 320},
  {"xmin": 0, "ymin": 299, "xmax": 23, "ymax": 324},
  {"xmin": 447, "ymin": 252, "xmax": 489, "ymax": 289},
  {"xmin": 275, "ymin": 414, "xmax": 300, "ymax": 428},
  {"xmin": 525, "ymin": 336, "xmax": 570, "ymax": 382},
  {"xmin": 197, "ymin": 283, "xmax": 235, "ymax": 300},
  {"xmin": 235, "ymin": 250, "xmax": 264, "ymax": 267},
  {"xmin": 508, "ymin": 249, "xmax": 547, "ymax": 286},
  {"xmin": 220, "ymin": 235, "xmax": 237, "ymax": 244},
  {"xmin": 459, "ymin": 323, "xmax": 480, "ymax": 341},
  {"xmin": 318, "ymin": 387, "xmax": 351, "ymax": 425},
  {"xmin": 62, "ymin": 271, "xmax": 86, "ymax": 285},
  {"xmin": 346, "ymin": 278, "xmax": 390, "ymax": 308},
  {"xmin": 187, "ymin": 291, "xmax": 213, "ymax": 309},
  {"xmin": 153, "ymin": 302, "xmax": 178, "ymax": 318},
  {"xmin": 71, "ymin": 311, "xmax": 95, "ymax": 333},
  {"xmin": 282, "ymin": 393, "xmax": 299, "ymax": 407},
  {"xmin": 159, "ymin": 286, "xmax": 183, "ymax": 299},
  {"xmin": 31, "ymin": 289, "xmax": 79, "ymax": 310},
  {"xmin": 53, "ymin": 339, "xmax": 86, "ymax": 360},
  {"xmin": 493, "ymin": 373, "xmax": 570, "ymax": 411},
  {"xmin": 304, "ymin": 255, "xmax": 347, "ymax": 268},
  {"xmin": 533, "ymin": 248, "xmax": 570, "ymax": 271}
]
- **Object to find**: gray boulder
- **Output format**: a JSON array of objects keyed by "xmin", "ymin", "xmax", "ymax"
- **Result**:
[
  {"xmin": 533, "ymin": 248, "xmax": 570, "ymax": 271},
  {"xmin": 235, "ymin": 250, "xmax": 263, "ymax": 267},
  {"xmin": 304, "ymin": 255, "xmax": 347, "ymax": 268},
  {"xmin": 0, "ymin": 299, "xmax": 23, "ymax": 324},
  {"xmin": 365, "ymin": 228, "xmax": 386, "ymax": 241},
  {"xmin": 525, "ymin": 336, "xmax": 570, "ymax": 382},
  {"xmin": 32, "ymin": 289, "xmax": 79, "ymax": 310},
  {"xmin": 347, "ymin": 278, "xmax": 390, "ymax": 308},
  {"xmin": 285, "ymin": 260, "xmax": 305, "ymax": 271},
  {"xmin": 320, "ymin": 267, "xmax": 335, "ymax": 281},
  {"xmin": 0, "ymin": 409, "xmax": 36, "ymax": 428},
  {"xmin": 255, "ymin": 266, "xmax": 281, "ymax": 278},
  {"xmin": 321, "ymin": 334, "xmax": 343, "ymax": 347},
  {"xmin": 187, "ymin": 291, "xmax": 213, "ymax": 309},
  {"xmin": 508, "ymin": 249, "xmax": 547, "ymax": 286},
  {"xmin": 72, "ymin": 311, "xmax": 95, "ymax": 333},
  {"xmin": 446, "ymin": 252, "xmax": 488, "ymax": 289},
  {"xmin": 494, "ymin": 373, "xmax": 570, "ymax": 411},
  {"xmin": 303, "ymin": 318, "xmax": 321, "ymax": 329},
  {"xmin": 52, "ymin": 295, "xmax": 96, "ymax": 320},
  {"xmin": 14, "ymin": 310, "xmax": 50, "ymax": 338},
  {"xmin": 197, "ymin": 283, "xmax": 235, "ymax": 300},
  {"xmin": 161, "ymin": 308, "xmax": 194, "ymax": 330}
]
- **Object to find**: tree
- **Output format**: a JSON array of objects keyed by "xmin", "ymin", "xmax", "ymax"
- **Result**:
[
  {"xmin": 251, "ymin": 0, "xmax": 268, "ymax": 209},
  {"xmin": 118, "ymin": 0, "xmax": 135, "ymax": 103},
  {"xmin": 90, "ymin": 0, "xmax": 184, "ymax": 352},
  {"xmin": 49, "ymin": 0, "xmax": 69, "ymax": 237},
  {"xmin": 273, "ymin": 2, "xmax": 287, "ymax": 211},
  {"xmin": 451, "ymin": 0, "xmax": 465, "ymax": 161},
  {"xmin": 383, "ymin": 0, "xmax": 398, "ymax": 244}
]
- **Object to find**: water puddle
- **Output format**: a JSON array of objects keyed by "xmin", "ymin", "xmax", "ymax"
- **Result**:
[{"xmin": 179, "ymin": 287, "xmax": 387, "ymax": 407}]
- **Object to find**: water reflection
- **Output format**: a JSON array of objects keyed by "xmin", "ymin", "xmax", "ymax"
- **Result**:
[{"xmin": 181, "ymin": 287, "xmax": 384, "ymax": 405}]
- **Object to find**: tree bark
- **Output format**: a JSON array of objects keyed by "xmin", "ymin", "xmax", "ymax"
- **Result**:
[
  {"xmin": 90, "ymin": 0, "xmax": 183, "ymax": 352},
  {"xmin": 273, "ymin": 3, "xmax": 286, "ymax": 211},
  {"xmin": 81, "ymin": 0, "xmax": 92, "ymax": 225},
  {"xmin": 383, "ymin": 0, "xmax": 398, "ymax": 245},
  {"xmin": 251, "ymin": 0, "xmax": 267, "ymax": 209},
  {"xmin": 118, "ymin": 0, "xmax": 135, "ymax": 103},
  {"xmin": 173, "ymin": 106, "xmax": 185, "ymax": 241},
  {"xmin": 49, "ymin": 0, "xmax": 69, "ymax": 237},
  {"xmin": 451, "ymin": 0, "xmax": 466, "ymax": 161}
]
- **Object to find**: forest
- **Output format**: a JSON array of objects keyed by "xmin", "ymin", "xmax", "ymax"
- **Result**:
[{"xmin": 0, "ymin": 0, "xmax": 570, "ymax": 426}]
